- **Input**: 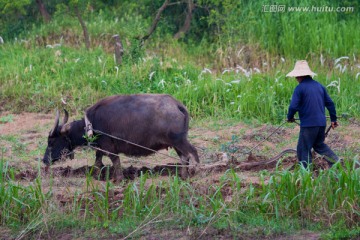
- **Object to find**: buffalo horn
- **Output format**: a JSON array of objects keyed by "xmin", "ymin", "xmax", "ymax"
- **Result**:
[
  {"xmin": 62, "ymin": 109, "xmax": 69, "ymax": 125},
  {"xmin": 49, "ymin": 109, "xmax": 60, "ymax": 136},
  {"xmin": 60, "ymin": 123, "xmax": 71, "ymax": 135}
]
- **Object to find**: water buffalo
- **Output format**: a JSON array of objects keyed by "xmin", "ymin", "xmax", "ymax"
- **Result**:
[{"xmin": 43, "ymin": 94, "xmax": 199, "ymax": 181}]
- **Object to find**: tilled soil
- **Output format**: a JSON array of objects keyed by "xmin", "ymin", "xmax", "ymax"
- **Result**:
[
  {"xmin": 1, "ymin": 111, "xmax": 356, "ymax": 184},
  {"xmin": 11, "ymin": 154, "xmax": 332, "ymax": 183},
  {"xmin": 1, "ymin": 111, "xmax": 358, "ymax": 239}
]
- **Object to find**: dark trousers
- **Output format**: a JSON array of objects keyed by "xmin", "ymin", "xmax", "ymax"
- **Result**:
[{"xmin": 297, "ymin": 126, "xmax": 339, "ymax": 168}]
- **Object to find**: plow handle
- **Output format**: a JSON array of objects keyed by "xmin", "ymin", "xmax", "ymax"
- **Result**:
[{"xmin": 325, "ymin": 125, "xmax": 332, "ymax": 138}]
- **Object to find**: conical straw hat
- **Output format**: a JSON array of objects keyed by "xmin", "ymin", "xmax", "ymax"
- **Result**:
[{"xmin": 286, "ymin": 60, "xmax": 316, "ymax": 77}]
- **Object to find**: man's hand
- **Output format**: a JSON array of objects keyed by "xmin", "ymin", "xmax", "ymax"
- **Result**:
[
  {"xmin": 287, "ymin": 118, "xmax": 296, "ymax": 123},
  {"xmin": 331, "ymin": 121, "xmax": 339, "ymax": 129}
]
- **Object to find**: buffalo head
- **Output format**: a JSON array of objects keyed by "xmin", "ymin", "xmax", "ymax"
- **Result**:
[{"xmin": 43, "ymin": 109, "xmax": 74, "ymax": 165}]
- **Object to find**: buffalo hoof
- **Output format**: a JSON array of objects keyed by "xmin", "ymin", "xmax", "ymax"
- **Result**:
[
  {"xmin": 112, "ymin": 173, "xmax": 125, "ymax": 184},
  {"xmin": 112, "ymin": 178, "xmax": 124, "ymax": 184},
  {"xmin": 91, "ymin": 165, "xmax": 105, "ymax": 180},
  {"xmin": 180, "ymin": 168, "xmax": 189, "ymax": 180},
  {"xmin": 93, "ymin": 163, "xmax": 105, "ymax": 169},
  {"xmin": 44, "ymin": 165, "xmax": 50, "ymax": 174},
  {"xmin": 188, "ymin": 165, "xmax": 197, "ymax": 177}
]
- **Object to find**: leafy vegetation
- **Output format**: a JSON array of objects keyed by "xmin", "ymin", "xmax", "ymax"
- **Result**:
[
  {"xmin": 1, "ymin": 157, "xmax": 359, "ymax": 239},
  {"xmin": 0, "ymin": 0, "xmax": 359, "ymax": 238},
  {"xmin": 1, "ymin": 1, "xmax": 359, "ymax": 120},
  {"xmin": 0, "ymin": 42, "xmax": 359, "ymax": 121}
]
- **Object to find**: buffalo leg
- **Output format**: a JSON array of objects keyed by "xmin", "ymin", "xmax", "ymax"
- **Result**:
[
  {"xmin": 175, "ymin": 149, "xmax": 190, "ymax": 179},
  {"xmin": 90, "ymin": 151, "xmax": 105, "ymax": 179},
  {"xmin": 182, "ymin": 140, "xmax": 200, "ymax": 176},
  {"xmin": 109, "ymin": 155, "xmax": 124, "ymax": 182},
  {"xmin": 186, "ymin": 141, "xmax": 200, "ymax": 164},
  {"xmin": 174, "ymin": 140, "xmax": 200, "ymax": 179},
  {"xmin": 94, "ymin": 150, "xmax": 105, "ymax": 168},
  {"xmin": 180, "ymin": 155, "xmax": 190, "ymax": 179},
  {"xmin": 176, "ymin": 140, "xmax": 199, "ymax": 163}
]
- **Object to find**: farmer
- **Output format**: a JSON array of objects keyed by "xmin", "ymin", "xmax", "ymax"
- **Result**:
[{"xmin": 286, "ymin": 60, "xmax": 339, "ymax": 168}]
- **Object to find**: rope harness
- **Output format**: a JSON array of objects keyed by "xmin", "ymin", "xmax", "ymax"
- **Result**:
[
  {"xmin": 53, "ymin": 114, "xmax": 309, "ymax": 170},
  {"xmin": 83, "ymin": 112, "xmax": 198, "ymax": 166},
  {"xmin": 48, "ymin": 112, "xmax": 346, "ymax": 172},
  {"xmin": 62, "ymin": 112, "xmax": 342, "ymax": 168},
  {"xmin": 81, "ymin": 113, "xmax": 301, "ymax": 164}
]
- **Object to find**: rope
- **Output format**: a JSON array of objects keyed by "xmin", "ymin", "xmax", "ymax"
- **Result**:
[
  {"xmin": 246, "ymin": 120, "xmax": 289, "ymax": 154},
  {"xmin": 87, "ymin": 145, "xmax": 203, "ymax": 167},
  {"xmin": 84, "ymin": 119, "xmax": 293, "ymax": 164},
  {"xmin": 55, "ymin": 122, "xmax": 297, "ymax": 169},
  {"xmin": 236, "ymin": 148, "xmax": 297, "ymax": 169},
  {"xmin": 78, "ymin": 116, "xmax": 298, "ymax": 168},
  {"xmin": 52, "ymin": 124, "xmax": 208, "ymax": 167},
  {"xmin": 63, "ymin": 145, "xmax": 202, "ymax": 168},
  {"xmin": 92, "ymin": 129, "xmax": 181, "ymax": 161}
]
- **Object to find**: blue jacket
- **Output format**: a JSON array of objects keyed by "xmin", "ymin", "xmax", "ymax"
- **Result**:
[{"xmin": 287, "ymin": 76, "xmax": 337, "ymax": 127}]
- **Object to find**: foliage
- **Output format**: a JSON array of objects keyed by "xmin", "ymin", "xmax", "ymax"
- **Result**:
[
  {"xmin": 0, "ymin": 0, "xmax": 359, "ymax": 238},
  {"xmin": 0, "ymin": 41, "xmax": 359, "ymax": 121},
  {"xmin": 0, "ymin": 0, "xmax": 30, "ymax": 15},
  {"xmin": 1, "ymin": 0, "xmax": 359, "ymax": 59},
  {"xmin": 0, "ymin": 156, "xmax": 359, "ymax": 238},
  {"xmin": 0, "ymin": 114, "xmax": 13, "ymax": 123}
]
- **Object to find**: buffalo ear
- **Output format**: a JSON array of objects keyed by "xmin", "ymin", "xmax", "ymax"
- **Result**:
[{"xmin": 60, "ymin": 123, "xmax": 71, "ymax": 136}]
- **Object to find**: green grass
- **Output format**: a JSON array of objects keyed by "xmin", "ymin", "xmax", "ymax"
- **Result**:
[
  {"xmin": 1, "ymin": 155, "xmax": 359, "ymax": 239},
  {"xmin": 208, "ymin": 0, "xmax": 360, "ymax": 58},
  {"xmin": 1, "ymin": 1, "xmax": 360, "ymax": 238},
  {"xmin": 1, "ymin": 42, "xmax": 359, "ymax": 122},
  {"xmin": 1, "ymin": 0, "xmax": 359, "ymax": 121},
  {"xmin": 0, "ymin": 114, "xmax": 13, "ymax": 123},
  {"xmin": 0, "ymin": 116, "xmax": 359, "ymax": 238}
]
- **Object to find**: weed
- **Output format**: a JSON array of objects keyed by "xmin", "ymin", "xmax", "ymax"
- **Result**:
[
  {"xmin": 220, "ymin": 135, "xmax": 240, "ymax": 154},
  {"xmin": 0, "ymin": 115, "xmax": 13, "ymax": 123}
]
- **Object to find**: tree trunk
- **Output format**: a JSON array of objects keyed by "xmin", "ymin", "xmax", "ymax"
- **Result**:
[
  {"xmin": 113, "ymin": 35, "xmax": 124, "ymax": 65},
  {"xmin": 35, "ymin": 0, "xmax": 51, "ymax": 23},
  {"xmin": 174, "ymin": 0, "xmax": 195, "ymax": 39},
  {"xmin": 74, "ymin": 5, "xmax": 90, "ymax": 49},
  {"xmin": 141, "ymin": 0, "xmax": 170, "ymax": 42}
]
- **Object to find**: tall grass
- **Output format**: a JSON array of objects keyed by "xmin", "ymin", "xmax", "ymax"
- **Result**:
[
  {"xmin": 0, "ymin": 159, "xmax": 52, "ymax": 234},
  {"xmin": 212, "ymin": 0, "xmax": 360, "ymax": 58},
  {"xmin": 1, "ymin": 155, "xmax": 359, "ymax": 238},
  {"xmin": 259, "ymin": 161, "xmax": 360, "ymax": 225},
  {"xmin": 1, "ymin": 0, "xmax": 359, "ymax": 121},
  {"xmin": 1, "ymin": 1, "xmax": 359, "ymax": 238},
  {"xmin": 1, "ymin": 42, "xmax": 359, "ymax": 121}
]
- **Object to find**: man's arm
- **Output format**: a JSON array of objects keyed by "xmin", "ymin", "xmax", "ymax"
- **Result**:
[
  {"xmin": 323, "ymin": 86, "xmax": 337, "ymax": 123},
  {"xmin": 287, "ymin": 87, "xmax": 301, "ymax": 121}
]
